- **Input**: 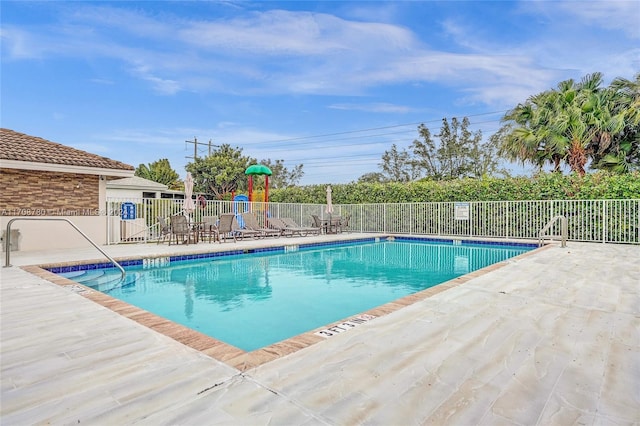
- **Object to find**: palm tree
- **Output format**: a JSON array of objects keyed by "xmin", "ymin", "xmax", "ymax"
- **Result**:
[
  {"xmin": 497, "ymin": 72, "xmax": 639, "ymax": 175},
  {"xmin": 594, "ymin": 74, "xmax": 640, "ymax": 173},
  {"xmin": 498, "ymin": 90, "xmax": 569, "ymax": 173}
]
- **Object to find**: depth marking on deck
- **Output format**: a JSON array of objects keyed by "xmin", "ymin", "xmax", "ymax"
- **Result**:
[{"xmin": 314, "ymin": 314, "xmax": 377, "ymax": 338}]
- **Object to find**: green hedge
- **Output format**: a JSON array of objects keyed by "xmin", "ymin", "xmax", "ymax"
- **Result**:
[{"xmin": 270, "ymin": 172, "xmax": 640, "ymax": 204}]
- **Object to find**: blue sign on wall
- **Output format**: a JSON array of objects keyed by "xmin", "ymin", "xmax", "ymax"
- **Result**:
[{"xmin": 121, "ymin": 202, "xmax": 137, "ymax": 220}]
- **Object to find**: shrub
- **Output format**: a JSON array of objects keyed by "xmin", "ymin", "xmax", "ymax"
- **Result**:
[{"xmin": 269, "ymin": 172, "xmax": 640, "ymax": 204}]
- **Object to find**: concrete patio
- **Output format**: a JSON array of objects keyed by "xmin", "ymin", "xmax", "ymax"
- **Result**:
[{"xmin": 1, "ymin": 236, "xmax": 638, "ymax": 425}]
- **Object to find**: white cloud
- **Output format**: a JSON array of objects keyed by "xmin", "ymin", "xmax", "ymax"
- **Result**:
[
  {"xmin": 3, "ymin": 2, "xmax": 637, "ymax": 114},
  {"xmin": 130, "ymin": 63, "xmax": 182, "ymax": 95},
  {"xmin": 180, "ymin": 10, "xmax": 417, "ymax": 56},
  {"xmin": 329, "ymin": 103, "xmax": 414, "ymax": 113},
  {"xmin": 1, "ymin": 27, "xmax": 47, "ymax": 60},
  {"xmin": 553, "ymin": 1, "xmax": 640, "ymax": 38}
]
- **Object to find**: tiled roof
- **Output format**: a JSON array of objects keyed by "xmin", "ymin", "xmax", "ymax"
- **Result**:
[{"xmin": 0, "ymin": 128, "xmax": 134, "ymax": 171}]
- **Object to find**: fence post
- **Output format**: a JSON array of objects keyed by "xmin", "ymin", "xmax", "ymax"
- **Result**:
[
  {"xmin": 383, "ymin": 204, "xmax": 386, "ymax": 233},
  {"xmin": 602, "ymin": 200, "xmax": 607, "ymax": 243},
  {"xmin": 409, "ymin": 203, "xmax": 413, "ymax": 235},
  {"xmin": 506, "ymin": 201, "xmax": 510, "ymax": 239}
]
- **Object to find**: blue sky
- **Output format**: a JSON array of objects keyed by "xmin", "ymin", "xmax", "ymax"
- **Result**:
[{"xmin": 2, "ymin": 1, "xmax": 639, "ymax": 185}]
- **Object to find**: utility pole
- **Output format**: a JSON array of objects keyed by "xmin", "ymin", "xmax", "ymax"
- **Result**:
[
  {"xmin": 186, "ymin": 137, "xmax": 219, "ymax": 161},
  {"xmin": 185, "ymin": 136, "xmax": 198, "ymax": 161}
]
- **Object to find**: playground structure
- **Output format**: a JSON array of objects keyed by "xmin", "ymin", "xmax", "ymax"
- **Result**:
[
  {"xmin": 234, "ymin": 164, "xmax": 273, "ymax": 227},
  {"xmin": 245, "ymin": 164, "xmax": 272, "ymax": 203}
]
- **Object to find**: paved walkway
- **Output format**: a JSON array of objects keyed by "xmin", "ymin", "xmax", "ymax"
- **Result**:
[{"xmin": 1, "ymin": 237, "xmax": 638, "ymax": 425}]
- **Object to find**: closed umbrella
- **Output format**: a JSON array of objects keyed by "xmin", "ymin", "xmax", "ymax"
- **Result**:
[
  {"xmin": 183, "ymin": 172, "xmax": 195, "ymax": 216},
  {"xmin": 325, "ymin": 185, "xmax": 334, "ymax": 233},
  {"xmin": 325, "ymin": 185, "xmax": 333, "ymax": 214}
]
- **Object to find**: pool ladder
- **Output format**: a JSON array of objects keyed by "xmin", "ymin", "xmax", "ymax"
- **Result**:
[
  {"xmin": 538, "ymin": 215, "xmax": 567, "ymax": 248},
  {"xmin": 3, "ymin": 217, "xmax": 126, "ymax": 280}
]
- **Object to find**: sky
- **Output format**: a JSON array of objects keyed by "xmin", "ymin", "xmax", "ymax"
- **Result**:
[{"xmin": 2, "ymin": 1, "xmax": 639, "ymax": 185}]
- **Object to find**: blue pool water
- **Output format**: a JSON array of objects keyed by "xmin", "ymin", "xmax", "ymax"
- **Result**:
[{"xmin": 55, "ymin": 238, "xmax": 534, "ymax": 351}]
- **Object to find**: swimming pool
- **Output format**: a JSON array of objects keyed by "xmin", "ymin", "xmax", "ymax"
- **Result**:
[{"xmin": 53, "ymin": 237, "xmax": 535, "ymax": 352}]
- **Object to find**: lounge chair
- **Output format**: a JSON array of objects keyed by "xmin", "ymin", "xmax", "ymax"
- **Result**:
[
  {"xmin": 169, "ymin": 215, "xmax": 195, "ymax": 245},
  {"xmin": 218, "ymin": 213, "xmax": 262, "ymax": 242},
  {"xmin": 267, "ymin": 217, "xmax": 295, "ymax": 237},
  {"xmin": 241, "ymin": 212, "xmax": 282, "ymax": 238},
  {"xmin": 268, "ymin": 217, "xmax": 311, "ymax": 237},
  {"xmin": 281, "ymin": 217, "xmax": 321, "ymax": 236}
]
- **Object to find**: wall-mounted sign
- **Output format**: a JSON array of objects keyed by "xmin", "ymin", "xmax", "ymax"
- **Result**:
[
  {"xmin": 120, "ymin": 202, "xmax": 137, "ymax": 220},
  {"xmin": 454, "ymin": 202, "xmax": 470, "ymax": 221}
]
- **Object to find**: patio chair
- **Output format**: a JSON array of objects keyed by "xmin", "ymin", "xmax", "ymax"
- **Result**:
[
  {"xmin": 199, "ymin": 215, "xmax": 220, "ymax": 243},
  {"xmin": 241, "ymin": 212, "xmax": 282, "ymax": 238},
  {"xmin": 156, "ymin": 216, "xmax": 171, "ymax": 244},
  {"xmin": 329, "ymin": 215, "xmax": 342, "ymax": 233},
  {"xmin": 311, "ymin": 215, "xmax": 328, "ymax": 234},
  {"xmin": 217, "ymin": 213, "xmax": 237, "ymax": 243},
  {"xmin": 169, "ymin": 214, "xmax": 195, "ymax": 245},
  {"xmin": 281, "ymin": 217, "xmax": 321, "ymax": 236},
  {"xmin": 339, "ymin": 214, "xmax": 351, "ymax": 233}
]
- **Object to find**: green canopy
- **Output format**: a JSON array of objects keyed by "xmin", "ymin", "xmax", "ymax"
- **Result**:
[{"xmin": 245, "ymin": 164, "xmax": 272, "ymax": 176}]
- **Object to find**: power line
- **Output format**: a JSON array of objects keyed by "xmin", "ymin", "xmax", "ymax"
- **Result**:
[
  {"xmin": 185, "ymin": 137, "xmax": 220, "ymax": 160},
  {"xmin": 243, "ymin": 115, "xmax": 506, "ymax": 163},
  {"xmin": 247, "ymin": 109, "xmax": 508, "ymax": 146},
  {"xmin": 181, "ymin": 110, "xmax": 509, "ymax": 181}
]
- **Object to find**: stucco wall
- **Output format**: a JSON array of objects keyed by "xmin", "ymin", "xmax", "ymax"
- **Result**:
[
  {"xmin": 106, "ymin": 188, "xmax": 149, "ymax": 199},
  {"xmin": 1, "ymin": 216, "xmax": 108, "ymax": 252}
]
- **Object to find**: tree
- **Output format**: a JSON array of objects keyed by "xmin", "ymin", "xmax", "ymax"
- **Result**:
[
  {"xmin": 410, "ymin": 117, "xmax": 497, "ymax": 179},
  {"xmin": 496, "ymin": 72, "xmax": 639, "ymax": 175},
  {"xmin": 594, "ymin": 73, "xmax": 640, "ymax": 173},
  {"xmin": 380, "ymin": 144, "xmax": 418, "ymax": 182},
  {"xmin": 186, "ymin": 144, "xmax": 255, "ymax": 199},
  {"xmin": 410, "ymin": 124, "xmax": 441, "ymax": 179},
  {"xmin": 357, "ymin": 172, "xmax": 387, "ymax": 183},
  {"xmin": 134, "ymin": 158, "xmax": 180, "ymax": 188},
  {"xmin": 436, "ymin": 117, "xmax": 471, "ymax": 179},
  {"xmin": 259, "ymin": 159, "xmax": 304, "ymax": 188}
]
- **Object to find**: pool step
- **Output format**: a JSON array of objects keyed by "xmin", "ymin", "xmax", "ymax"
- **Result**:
[
  {"xmin": 88, "ymin": 273, "xmax": 138, "ymax": 292},
  {"xmin": 70, "ymin": 270, "xmax": 106, "ymax": 283},
  {"xmin": 62, "ymin": 270, "xmax": 138, "ymax": 292}
]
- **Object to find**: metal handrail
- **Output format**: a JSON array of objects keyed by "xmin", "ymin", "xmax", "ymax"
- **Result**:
[
  {"xmin": 538, "ymin": 215, "xmax": 567, "ymax": 248},
  {"xmin": 3, "ymin": 217, "xmax": 126, "ymax": 280}
]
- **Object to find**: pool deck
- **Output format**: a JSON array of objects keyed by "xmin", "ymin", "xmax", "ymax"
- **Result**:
[{"xmin": 1, "ymin": 234, "xmax": 639, "ymax": 425}]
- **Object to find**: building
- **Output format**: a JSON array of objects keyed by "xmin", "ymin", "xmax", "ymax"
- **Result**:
[
  {"xmin": 106, "ymin": 176, "xmax": 184, "ymax": 200},
  {"xmin": 0, "ymin": 128, "xmax": 135, "ymax": 251}
]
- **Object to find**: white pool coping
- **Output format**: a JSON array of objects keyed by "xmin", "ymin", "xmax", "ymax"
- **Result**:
[{"xmin": 2, "ymin": 235, "xmax": 639, "ymax": 424}]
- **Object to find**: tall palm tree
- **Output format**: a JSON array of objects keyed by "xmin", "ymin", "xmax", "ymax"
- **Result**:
[
  {"xmin": 595, "ymin": 74, "xmax": 640, "ymax": 172},
  {"xmin": 497, "ymin": 72, "xmax": 639, "ymax": 175}
]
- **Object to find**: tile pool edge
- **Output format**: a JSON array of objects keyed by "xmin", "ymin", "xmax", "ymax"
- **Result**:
[
  {"xmin": 25, "ymin": 237, "xmax": 551, "ymax": 372},
  {"xmin": 40, "ymin": 236, "xmax": 538, "ymax": 273},
  {"xmin": 40, "ymin": 236, "xmax": 382, "ymax": 273}
]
